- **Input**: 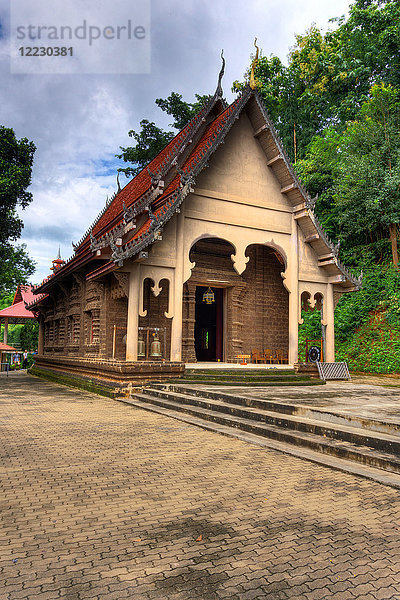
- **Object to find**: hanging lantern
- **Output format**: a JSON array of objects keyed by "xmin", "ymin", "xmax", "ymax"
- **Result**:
[
  {"xmin": 202, "ymin": 287, "xmax": 215, "ymax": 304},
  {"xmin": 150, "ymin": 331, "xmax": 162, "ymax": 358},
  {"xmin": 137, "ymin": 336, "xmax": 146, "ymax": 358}
]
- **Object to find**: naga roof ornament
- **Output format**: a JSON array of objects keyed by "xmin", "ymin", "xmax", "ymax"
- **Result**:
[
  {"xmin": 249, "ymin": 37, "xmax": 260, "ymax": 90},
  {"xmin": 216, "ymin": 50, "xmax": 225, "ymax": 98}
]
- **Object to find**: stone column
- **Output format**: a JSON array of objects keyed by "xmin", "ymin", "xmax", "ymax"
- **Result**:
[
  {"xmin": 288, "ymin": 220, "xmax": 299, "ymax": 365},
  {"xmin": 182, "ymin": 281, "xmax": 197, "ymax": 362},
  {"xmin": 3, "ymin": 317, "xmax": 8, "ymax": 345},
  {"xmin": 228, "ymin": 284, "xmax": 246, "ymax": 362},
  {"xmin": 325, "ymin": 283, "xmax": 335, "ymax": 362},
  {"xmin": 170, "ymin": 210, "xmax": 184, "ymax": 362},
  {"xmin": 126, "ymin": 264, "xmax": 140, "ymax": 361},
  {"xmin": 38, "ymin": 316, "xmax": 44, "ymax": 354}
]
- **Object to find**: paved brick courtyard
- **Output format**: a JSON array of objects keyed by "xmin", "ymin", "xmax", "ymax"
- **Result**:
[{"xmin": 1, "ymin": 372, "xmax": 400, "ymax": 599}]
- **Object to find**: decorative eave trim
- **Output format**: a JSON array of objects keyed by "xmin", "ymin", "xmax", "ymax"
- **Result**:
[
  {"xmin": 111, "ymin": 87, "xmax": 252, "ymax": 266},
  {"xmin": 253, "ymin": 91, "xmax": 361, "ymax": 290},
  {"xmin": 33, "ymin": 251, "xmax": 93, "ymax": 294},
  {"xmin": 25, "ymin": 293, "xmax": 49, "ymax": 310},
  {"xmin": 73, "ymin": 191, "xmax": 118, "ymax": 251},
  {"xmin": 86, "ymin": 261, "xmax": 117, "ymax": 281},
  {"xmin": 85, "ymin": 92, "xmax": 227, "ymax": 256}
]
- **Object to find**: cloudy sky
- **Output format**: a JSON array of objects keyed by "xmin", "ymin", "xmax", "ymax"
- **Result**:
[{"xmin": 1, "ymin": 0, "xmax": 352, "ymax": 283}]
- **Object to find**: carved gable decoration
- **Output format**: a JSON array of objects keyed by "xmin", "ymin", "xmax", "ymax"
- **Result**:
[
  {"xmin": 111, "ymin": 272, "xmax": 129, "ymax": 299},
  {"xmin": 85, "ymin": 281, "xmax": 104, "ymax": 311},
  {"xmin": 67, "ymin": 281, "xmax": 82, "ymax": 316}
]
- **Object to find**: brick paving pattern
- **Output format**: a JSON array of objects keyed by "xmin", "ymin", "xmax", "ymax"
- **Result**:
[{"xmin": 1, "ymin": 372, "xmax": 400, "ymax": 599}]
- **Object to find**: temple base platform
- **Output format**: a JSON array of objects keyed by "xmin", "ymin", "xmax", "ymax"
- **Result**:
[{"xmin": 29, "ymin": 355, "xmax": 185, "ymax": 398}]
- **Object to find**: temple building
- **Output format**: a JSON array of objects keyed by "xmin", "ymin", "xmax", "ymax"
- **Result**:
[{"xmin": 28, "ymin": 63, "xmax": 360, "ymax": 392}]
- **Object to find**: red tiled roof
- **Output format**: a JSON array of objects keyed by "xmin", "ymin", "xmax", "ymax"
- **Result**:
[
  {"xmin": 0, "ymin": 300, "xmax": 35, "ymax": 319},
  {"xmin": 0, "ymin": 342, "xmax": 18, "ymax": 352},
  {"xmin": 124, "ymin": 102, "xmax": 238, "ymax": 246},
  {"xmin": 86, "ymin": 99, "xmax": 235, "ymax": 244},
  {"xmin": 26, "ymin": 292, "xmax": 48, "ymax": 309},
  {"xmin": 12, "ymin": 284, "xmax": 36, "ymax": 306},
  {"xmin": 92, "ymin": 120, "xmax": 194, "ymax": 238}
]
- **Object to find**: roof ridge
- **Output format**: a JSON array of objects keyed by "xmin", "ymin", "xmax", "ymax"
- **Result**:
[
  {"xmin": 111, "ymin": 87, "xmax": 252, "ymax": 265},
  {"xmin": 74, "ymin": 93, "xmax": 222, "ymax": 254}
]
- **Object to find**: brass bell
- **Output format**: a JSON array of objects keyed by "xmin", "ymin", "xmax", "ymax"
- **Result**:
[
  {"xmin": 150, "ymin": 332, "xmax": 162, "ymax": 358},
  {"xmin": 138, "ymin": 336, "xmax": 146, "ymax": 358}
]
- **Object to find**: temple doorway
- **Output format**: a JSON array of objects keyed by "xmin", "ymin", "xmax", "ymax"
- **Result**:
[{"xmin": 194, "ymin": 286, "xmax": 224, "ymax": 362}]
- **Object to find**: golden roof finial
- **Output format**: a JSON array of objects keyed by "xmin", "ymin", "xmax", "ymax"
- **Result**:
[{"xmin": 249, "ymin": 37, "xmax": 260, "ymax": 90}]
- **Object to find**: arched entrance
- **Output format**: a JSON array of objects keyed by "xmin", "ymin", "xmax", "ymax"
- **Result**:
[
  {"xmin": 181, "ymin": 239, "xmax": 289, "ymax": 363},
  {"xmin": 183, "ymin": 238, "xmax": 239, "ymax": 362}
]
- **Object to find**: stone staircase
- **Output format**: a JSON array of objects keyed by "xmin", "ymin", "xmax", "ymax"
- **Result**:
[
  {"xmin": 168, "ymin": 368, "xmax": 324, "ymax": 386},
  {"xmin": 119, "ymin": 377, "xmax": 400, "ymax": 488}
]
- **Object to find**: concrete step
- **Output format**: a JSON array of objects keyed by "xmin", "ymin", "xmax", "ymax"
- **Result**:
[
  {"xmin": 171, "ymin": 370, "xmax": 323, "ymax": 386},
  {"xmin": 155, "ymin": 384, "xmax": 400, "ymax": 437},
  {"xmin": 185, "ymin": 369, "xmax": 298, "ymax": 376},
  {"xmin": 117, "ymin": 395, "xmax": 400, "ymax": 490},
  {"xmin": 138, "ymin": 387, "xmax": 400, "ymax": 456},
  {"xmin": 170, "ymin": 378, "xmax": 324, "ymax": 386},
  {"xmin": 128, "ymin": 386, "xmax": 400, "ymax": 480}
]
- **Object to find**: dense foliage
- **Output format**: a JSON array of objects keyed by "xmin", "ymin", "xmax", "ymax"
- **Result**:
[
  {"xmin": 20, "ymin": 319, "xmax": 39, "ymax": 351},
  {"xmin": 0, "ymin": 126, "xmax": 36, "ymax": 294},
  {"xmin": 299, "ymin": 265, "xmax": 400, "ymax": 371}
]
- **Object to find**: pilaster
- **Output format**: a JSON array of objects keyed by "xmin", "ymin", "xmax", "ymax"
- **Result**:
[
  {"xmin": 227, "ymin": 284, "xmax": 246, "ymax": 361},
  {"xmin": 38, "ymin": 317, "xmax": 44, "ymax": 354},
  {"xmin": 287, "ymin": 218, "xmax": 299, "ymax": 365},
  {"xmin": 3, "ymin": 317, "xmax": 8, "ymax": 345},
  {"xmin": 325, "ymin": 282, "xmax": 335, "ymax": 362},
  {"xmin": 170, "ymin": 210, "xmax": 184, "ymax": 361},
  {"xmin": 182, "ymin": 281, "xmax": 197, "ymax": 362},
  {"xmin": 126, "ymin": 264, "xmax": 140, "ymax": 361}
]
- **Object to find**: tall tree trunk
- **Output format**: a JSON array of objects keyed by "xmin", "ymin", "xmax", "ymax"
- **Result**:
[{"xmin": 389, "ymin": 223, "xmax": 399, "ymax": 266}]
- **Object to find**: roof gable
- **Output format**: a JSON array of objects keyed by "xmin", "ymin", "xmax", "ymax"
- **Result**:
[{"xmin": 35, "ymin": 84, "xmax": 360, "ymax": 294}]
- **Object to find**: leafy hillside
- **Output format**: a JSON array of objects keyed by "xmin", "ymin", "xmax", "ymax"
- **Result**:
[
  {"xmin": 299, "ymin": 265, "xmax": 400, "ymax": 372},
  {"xmin": 336, "ymin": 310, "xmax": 400, "ymax": 373},
  {"xmin": 244, "ymin": 0, "xmax": 400, "ymax": 373}
]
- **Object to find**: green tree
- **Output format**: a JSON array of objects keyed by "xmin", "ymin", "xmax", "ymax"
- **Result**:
[
  {"xmin": 339, "ymin": 0, "xmax": 400, "ymax": 91},
  {"xmin": 117, "ymin": 92, "xmax": 209, "ymax": 177},
  {"xmin": 0, "ymin": 126, "xmax": 36, "ymax": 294},
  {"xmin": 0, "ymin": 244, "xmax": 36, "ymax": 295},
  {"xmin": 155, "ymin": 92, "xmax": 209, "ymax": 130},
  {"xmin": 236, "ymin": 1, "xmax": 400, "ymax": 162},
  {"xmin": 334, "ymin": 83, "xmax": 400, "ymax": 265},
  {"xmin": 117, "ymin": 120, "xmax": 174, "ymax": 178},
  {"xmin": 294, "ymin": 128, "xmax": 342, "ymax": 242},
  {"xmin": 0, "ymin": 292, "xmax": 14, "ymax": 310},
  {"xmin": 20, "ymin": 319, "xmax": 39, "ymax": 351}
]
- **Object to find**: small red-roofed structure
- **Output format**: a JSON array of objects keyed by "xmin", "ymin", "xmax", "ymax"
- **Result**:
[
  {"xmin": 0, "ymin": 342, "xmax": 18, "ymax": 370},
  {"xmin": 0, "ymin": 284, "xmax": 36, "ymax": 345}
]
